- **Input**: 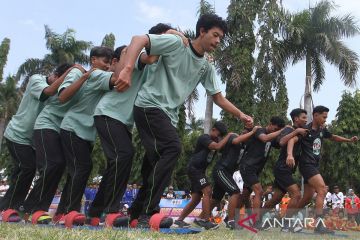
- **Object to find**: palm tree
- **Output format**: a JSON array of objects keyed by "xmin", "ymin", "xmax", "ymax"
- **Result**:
[
  {"xmin": 0, "ymin": 75, "xmax": 20, "ymax": 150},
  {"xmin": 16, "ymin": 25, "xmax": 92, "ymax": 89},
  {"xmin": 0, "ymin": 38, "xmax": 10, "ymax": 82},
  {"xmin": 279, "ymin": 0, "xmax": 359, "ymax": 120}
]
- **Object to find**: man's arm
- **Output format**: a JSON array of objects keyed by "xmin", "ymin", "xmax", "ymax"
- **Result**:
[
  {"xmin": 279, "ymin": 128, "xmax": 308, "ymax": 146},
  {"xmin": 257, "ymin": 128, "xmax": 284, "ymax": 143},
  {"xmin": 212, "ymin": 92, "xmax": 253, "ymax": 127},
  {"xmin": 42, "ymin": 67, "xmax": 74, "ymax": 97},
  {"xmin": 330, "ymin": 135, "xmax": 359, "ymax": 143},
  {"xmin": 207, "ymin": 133, "xmax": 233, "ymax": 150},
  {"xmin": 58, "ymin": 69, "xmax": 95, "ymax": 103},
  {"xmin": 286, "ymin": 136, "xmax": 299, "ymax": 168},
  {"xmin": 232, "ymin": 126, "xmax": 260, "ymax": 145},
  {"xmin": 115, "ymin": 35, "xmax": 150, "ymax": 91}
]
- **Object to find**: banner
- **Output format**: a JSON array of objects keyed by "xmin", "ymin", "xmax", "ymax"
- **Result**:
[{"xmin": 159, "ymin": 198, "xmax": 202, "ymax": 217}]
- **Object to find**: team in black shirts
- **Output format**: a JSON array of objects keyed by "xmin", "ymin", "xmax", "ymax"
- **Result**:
[
  {"xmin": 238, "ymin": 117, "xmax": 285, "ymax": 228},
  {"xmin": 286, "ymin": 106, "xmax": 358, "ymax": 234},
  {"xmin": 178, "ymin": 106, "xmax": 357, "ymax": 235},
  {"xmin": 260, "ymin": 108, "xmax": 308, "ymax": 232}
]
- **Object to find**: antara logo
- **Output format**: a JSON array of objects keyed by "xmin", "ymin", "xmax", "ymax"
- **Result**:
[{"xmin": 237, "ymin": 214, "xmax": 327, "ymax": 233}]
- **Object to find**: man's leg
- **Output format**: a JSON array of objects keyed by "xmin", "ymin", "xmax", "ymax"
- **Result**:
[
  {"xmin": 0, "ymin": 140, "xmax": 36, "ymax": 211},
  {"xmin": 134, "ymin": 106, "xmax": 181, "ymax": 217},
  {"xmin": 23, "ymin": 129, "xmax": 66, "ymax": 214},
  {"xmin": 177, "ymin": 192, "xmax": 201, "ymax": 221},
  {"xmin": 307, "ymin": 174, "xmax": 327, "ymax": 217},
  {"xmin": 251, "ymin": 183, "xmax": 263, "ymax": 222},
  {"xmin": 60, "ymin": 130, "xmax": 93, "ymax": 214},
  {"xmin": 88, "ymin": 116, "xmax": 134, "ymax": 217}
]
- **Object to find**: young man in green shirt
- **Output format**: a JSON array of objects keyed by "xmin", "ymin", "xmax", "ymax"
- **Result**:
[
  {"xmin": 88, "ymin": 24, "xmax": 183, "ymax": 227},
  {"xmin": 0, "ymin": 64, "xmax": 74, "ymax": 221},
  {"xmin": 116, "ymin": 14, "xmax": 253, "ymax": 228},
  {"xmin": 22, "ymin": 64, "xmax": 89, "ymax": 223}
]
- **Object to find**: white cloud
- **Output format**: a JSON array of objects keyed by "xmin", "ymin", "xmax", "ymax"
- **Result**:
[
  {"xmin": 17, "ymin": 19, "xmax": 42, "ymax": 31},
  {"xmin": 135, "ymin": 0, "xmax": 172, "ymax": 24}
]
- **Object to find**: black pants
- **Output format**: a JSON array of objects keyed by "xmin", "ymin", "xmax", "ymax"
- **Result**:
[
  {"xmin": 0, "ymin": 139, "xmax": 36, "ymax": 211},
  {"xmin": 131, "ymin": 106, "xmax": 181, "ymax": 216},
  {"xmin": 88, "ymin": 116, "xmax": 134, "ymax": 217},
  {"xmin": 56, "ymin": 129, "xmax": 93, "ymax": 214},
  {"xmin": 23, "ymin": 129, "xmax": 66, "ymax": 213}
]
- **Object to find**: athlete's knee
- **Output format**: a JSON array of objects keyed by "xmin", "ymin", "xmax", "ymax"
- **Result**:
[
  {"xmin": 316, "ymin": 184, "xmax": 327, "ymax": 197},
  {"xmin": 290, "ymin": 191, "xmax": 302, "ymax": 202},
  {"xmin": 202, "ymin": 186, "xmax": 212, "ymax": 197}
]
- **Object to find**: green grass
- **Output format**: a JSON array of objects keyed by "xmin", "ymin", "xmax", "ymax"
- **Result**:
[{"xmin": 1, "ymin": 223, "xmax": 360, "ymax": 240}]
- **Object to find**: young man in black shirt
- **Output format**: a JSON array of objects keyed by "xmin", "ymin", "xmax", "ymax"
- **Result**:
[
  {"xmin": 287, "ymin": 105, "xmax": 358, "ymax": 234},
  {"xmin": 260, "ymin": 108, "xmax": 308, "ymax": 232},
  {"xmin": 210, "ymin": 126, "xmax": 261, "ymax": 229},
  {"xmin": 238, "ymin": 116, "xmax": 285, "ymax": 229},
  {"xmin": 174, "ymin": 122, "xmax": 229, "ymax": 229}
]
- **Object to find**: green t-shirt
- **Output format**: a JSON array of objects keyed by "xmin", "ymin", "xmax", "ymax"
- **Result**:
[
  {"xmin": 135, "ymin": 34, "xmax": 221, "ymax": 127},
  {"xmin": 60, "ymin": 69, "xmax": 113, "ymax": 142},
  {"xmin": 4, "ymin": 74, "xmax": 49, "ymax": 145},
  {"xmin": 34, "ymin": 68, "xmax": 83, "ymax": 132},
  {"xmin": 94, "ymin": 55, "xmax": 148, "ymax": 130}
]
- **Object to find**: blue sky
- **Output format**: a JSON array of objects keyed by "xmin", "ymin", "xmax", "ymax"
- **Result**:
[{"xmin": 1, "ymin": 0, "xmax": 359, "ymax": 122}]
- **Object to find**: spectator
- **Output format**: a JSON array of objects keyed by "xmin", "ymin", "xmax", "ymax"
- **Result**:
[
  {"xmin": 122, "ymin": 184, "xmax": 134, "ymax": 206},
  {"xmin": 331, "ymin": 185, "xmax": 344, "ymax": 213},
  {"xmin": 132, "ymin": 183, "xmax": 139, "ymax": 201},
  {"xmin": 84, "ymin": 183, "xmax": 98, "ymax": 214},
  {"xmin": 183, "ymin": 190, "xmax": 191, "ymax": 200},
  {"xmin": 0, "ymin": 180, "xmax": 9, "ymax": 198},
  {"xmin": 324, "ymin": 185, "xmax": 332, "ymax": 212},
  {"xmin": 165, "ymin": 186, "xmax": 175, "ymax": 199},
  {"xmin": 345, "ymin": 189, "xmax": 360, "ymax": 220}
]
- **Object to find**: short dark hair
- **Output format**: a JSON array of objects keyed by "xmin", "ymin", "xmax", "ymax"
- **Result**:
[
  {"xmin": 270, "ymin": 116, "xmax": 285, "ymax": 128},
  {"xmin": 213, "ymin": 121, "xmax": 227, "ymax": 136},
  {"xmin": 196, "ymin": 13, "xmax": 228, "ymax": 38},
  {"xmin": 113, "ymin": 45, "xmax": 127, "ymax": 60},
  {"xmin": 90, "ymin": 46, "xmax": 113, "ymax": 61},
  {"xmin": 149, "ymin": 23, "xmax": 174, "ymax": 34},
  {"xmin": 313, "ymin": 105, "xmax": 329, "ymax": 115},
  {"xmin": 54, "ymin": 63, "xmax": 73, "ymax": 77},
  {"xmin": 290, "ymin": 108, "xmax": 307, "ymax": 122}
]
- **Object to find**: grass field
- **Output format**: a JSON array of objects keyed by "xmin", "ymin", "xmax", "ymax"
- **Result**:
[{"xmin": 1, "ymin": 223, "xmax": 360, "ymax": 240}]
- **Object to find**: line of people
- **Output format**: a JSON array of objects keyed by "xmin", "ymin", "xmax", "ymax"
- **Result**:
[
  {"xmin": 174, "ymin": 107, "xmax": 358, "ymax": 234},
  {"xmin": 0, "ymin": 12, "xmax": 358, "ymax": 233},
  {"xmin": 0, "ymin": 14, "xmax": 253, "ymax": 228}
]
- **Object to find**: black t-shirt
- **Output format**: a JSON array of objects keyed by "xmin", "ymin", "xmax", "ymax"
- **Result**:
[
  {"xmin": 214, "ymin": 134, "xmax": 244, "ymax": 172},
  {"xmin": 275, "ymin": 126, "xmax": 302, "ymax": 171},
  {"xmin": 240, "ymin": 128, "xmax": 273, "ymax": 172},
  {"xmin": 188, "ymin": 134, "xmax": 215, "ymax": 170},
  {"xmin": 299, "ymin": 123, "xmax": 332, "ymax": 166}
]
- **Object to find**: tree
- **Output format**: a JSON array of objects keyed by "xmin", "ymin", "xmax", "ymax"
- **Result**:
[
  {"xmin": 101, "ymin": 33, "xmax": 116, "ymax": 49},
  {"xmin": 216, "ymin": 0, "xmax": 262, "ymax": 133},
  {"xmin": 16, "ymin": 25, "xmax": 92, "ymax": 89},
  {"xmin": 0, "ymin": 75, "xmax": 20, "ymax": 175},
  {"xmin": 0, "ymin": 38, "xmax": 10, "ymax": 82},
  {"xmin": 279, "ymin": 0, "xmax": 359, "ymax": 121},
  {"xmin": 321, "ymin": 91, "xmax": 360, "ymax": 193}
]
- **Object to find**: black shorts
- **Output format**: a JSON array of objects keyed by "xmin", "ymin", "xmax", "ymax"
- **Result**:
[
  {"xmin": 273, "ymin": 167, "xmax": 297, "ymax": 193},
  {"xmin": 188, "ymin": 166, "xmax": 210, "ymax": 193},
  {"xmin": 239, "ymin": 165, "xmax": 259, "ymax": 192},
  {"xmin": 299, "ymin": 163, "xmax": 320, "ymax": 184},
  {"xmin": 212, "ymin": 168, "xmax": 240, "ymax": 201}
]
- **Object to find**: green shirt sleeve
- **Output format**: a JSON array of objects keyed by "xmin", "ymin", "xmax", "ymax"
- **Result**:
[
  {"xmin": 90, "ymin": 70, "xmax": 113, "ymax": 91},
  {"xmin": 147, "ymin": 34, "xmax": 182, "ymax": 56},
  {"xmin": 29, "ymin": 75, "xmax": 49, "ymax": 100},
  {"xmin": 58, "ymin": 68, "xmax": 83, "ymax": 94},
  {"xmin": 200, "ymin": 63, "xmax": 221, "ymax": 96}
]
